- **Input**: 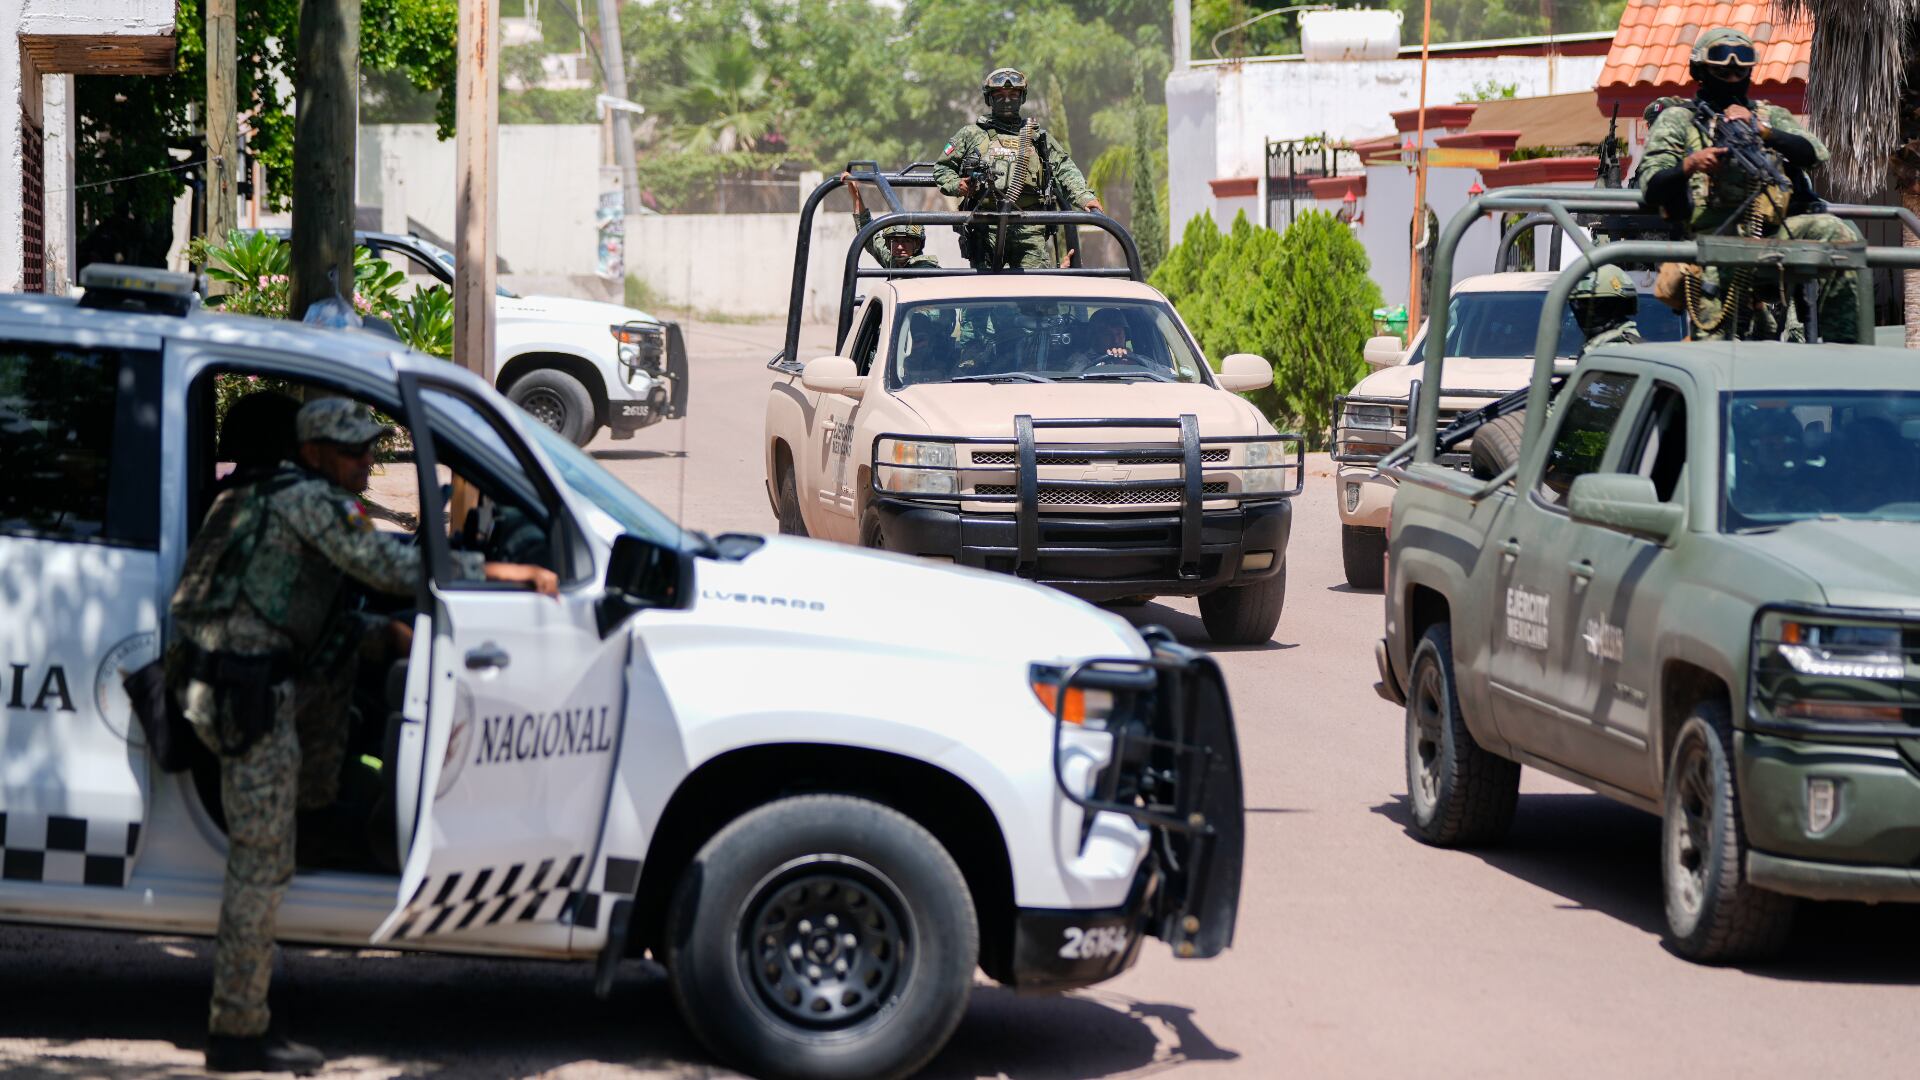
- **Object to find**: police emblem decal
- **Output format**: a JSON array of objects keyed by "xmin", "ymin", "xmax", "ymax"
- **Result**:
[{"xmin": 93, "ymin": 631, "xmax": 158, "ymax": 742}]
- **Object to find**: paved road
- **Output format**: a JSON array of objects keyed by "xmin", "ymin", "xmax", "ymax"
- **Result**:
[{"xmin": 8, "ymin": 318, "xmax": 1915, "ymax": 1077}]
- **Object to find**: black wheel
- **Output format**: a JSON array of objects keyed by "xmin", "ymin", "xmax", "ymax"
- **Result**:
[
  {"xmin": 1469, "ymin": 412, "xmax": 1525, "ymax": 481},
  {"xmin": 1405, "ymin": 623, "xmax": 1519, "ymax": 846},
  {"xmin": 1662, "ymin": 701, "xmax": 1796, "ymax": 962},
  {"xmin": 858, "ymin": 505, "xmax": 886, "ymax": 550},
  {"xmin": 776, "ymin": 460, "xmax": 809, "ymax": 537},
  {"xmin": 1197, "ymin": 562, "xmax": 1286, "ymax": 646},
  {"xmin": 507, "ymin": 368, "xmax": 598, "ymax": 446},
  {"xmin": 665, "ymin": 795, "xmax": 977, "ymax": 1080},
  {"xmin": 1341, "ymin": 524, "xmax": 1386, "ymax": 590}
]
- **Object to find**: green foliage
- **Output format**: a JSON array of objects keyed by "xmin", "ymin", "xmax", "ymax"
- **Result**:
[
  {"xmin": 625, "ymin": 273, "xmax": 660, "ymax": 312},
  {"xmin": 1463, "ymin": 80, "xmax": 1519, "ymax": 102},
  {"xmin": 75, "ymin": 0, "xmax": 457, "ymax": 267},
  {"xmin": 1153, "ymin": 211, "xmax": 1381, "ymax": 447},
  {"xmin": 633, "ymin": 150, "xmax": 791, "ymax": 212},
  {"xmin": 386, "ymin": 286, "xmax": 456, "ymax": 358},
  {"xmin": 657, "ymin": 38, "xmax": 785, "ymax": 153},
  {"xmin": 1189, "ymin": 0, "xmax": 1628, "ymax": 60},
  {"xmin": 199, "ymin": 229, "xmax": 293, "ymax": 318},
  {"xmin": 1128, "ymin": 71, "xmax": 1167, "ymax": 276}
]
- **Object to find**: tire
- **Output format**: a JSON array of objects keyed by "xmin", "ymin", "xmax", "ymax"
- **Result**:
[
  {"xmin": 1469, "ymin": 411, "xmax": 1526, "ymax": 481},
  {"xmin": 1197, "ymin": 562, "xmax": 1286, "ymax": 646},
  {"xmin": 1661, "ymin": 701, "xmax": 1796, "ymax": 962},
  {"xmin": 506, "ymin": 367, "xmax": 598, "ymax": 446},
  {"xmin": 775, "ymin": 460, "xmax": 809, "ymax": 537},
  {"xmin": 858, "ymin": 505, "xmax": 886, "ymax": 550},
  {"xmin": 1405, "ymin": 623, "xmax": 1520, "ymax": 846},
  {"xmin": 664, "ymin": 795, "xmax": 977, "ymax": 1080},
  {"xmin": 1341, "ymin": 524, "xmax": 1386, "ymax": 590}
]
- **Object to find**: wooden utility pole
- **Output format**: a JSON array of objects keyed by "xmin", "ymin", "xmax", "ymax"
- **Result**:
[
  {"xmin": 1405, "ymin": 0, "xmax": 1433, "ymax": 338},
  {"xmin": 454, "ymin": 0, "xmax": 500, "ymax": 383},
  {"xmin": 206, "ymin": 0, "xmax": 237, "ymax": 293},
  {"xmin": 290, "ymin": 0, "xmax": 360, "ymax": 320},
  {"xmin": 594, "ymin": 0, "xmax": 639, "ymax": 213}
]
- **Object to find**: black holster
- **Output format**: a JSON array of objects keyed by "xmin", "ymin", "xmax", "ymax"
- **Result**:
[{"xmin": 183, "ymin": 644, "xmax": 295, "ymax": 757}]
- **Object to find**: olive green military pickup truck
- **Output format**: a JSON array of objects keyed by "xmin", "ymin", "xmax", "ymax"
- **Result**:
[{"xmin": 1375, "ymin": 188, "xmax": 1920, "ymax": 962}]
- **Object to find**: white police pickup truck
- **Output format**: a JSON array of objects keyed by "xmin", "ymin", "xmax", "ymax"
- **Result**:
[{"xmin": 0, "ymin": 268, "xmax": 1244, "ymax": 1080}]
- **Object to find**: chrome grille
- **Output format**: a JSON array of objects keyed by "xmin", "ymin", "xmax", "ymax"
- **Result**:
[
  {"xmin": 975, "ymin": 481, "xmax": 1230, "ymax": 506},
  {"xmin": 970, "ymin": 448, "xmax": 1231, "ymax": 466}
]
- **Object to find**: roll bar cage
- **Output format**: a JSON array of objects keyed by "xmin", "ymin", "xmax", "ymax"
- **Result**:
[
  {"xmin": 1381, "ymin": 187, "xmax": 1920, "ymax": 501},
  {"xmin": 776, "ymin": 162, "xmax": 1146, "ymax": 370}
]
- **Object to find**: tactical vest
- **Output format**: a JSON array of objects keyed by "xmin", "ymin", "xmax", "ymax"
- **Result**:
[
  {"xmin": 171, "ymin": 469, "xmax": 310, "ymax": 635},
  {"xmin": 1674, "ymin": 103, "xmax": 1794, "ymax": 233},
  {"xmin": 980, "ymin": 127, "xmax": 1048, "ymax": 210}
]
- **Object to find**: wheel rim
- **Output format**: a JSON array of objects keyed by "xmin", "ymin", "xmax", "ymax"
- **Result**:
[
  {"xmin": 519, "ymin": 388, "xmax": 568, "ymax": 433},
  {"xmin": 1668, "ymin": 737, "xmax": 1714, "ymax": 918},
  {"xmin": 739, "ymin": 855, "xmax": 911, "ymax": 1031},
  {"xmin": 1408, "ymin": 657, "xmax": 1445, "ymax": 817}
]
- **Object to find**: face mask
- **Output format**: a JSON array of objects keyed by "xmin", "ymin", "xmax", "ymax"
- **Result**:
[{"xmin": 989, "ymin": 93, "xmax": 1022, "ymax": 123}]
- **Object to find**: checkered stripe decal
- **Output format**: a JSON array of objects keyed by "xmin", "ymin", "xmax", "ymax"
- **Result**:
[
  {"xmin": 0, "ymin": 812, "xmax": 140, "ymax": 887},
  {"xmin": 392, "ymin": 853, "xmax": 589, "ymax": 940},
  {"xmin": 559, "ymin": 855, "xmax": 642, "ymax": 933}
]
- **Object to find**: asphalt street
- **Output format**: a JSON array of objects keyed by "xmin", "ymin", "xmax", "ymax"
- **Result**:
[{"xmin": 5, "ymin": 316, "xmax": 1915, "ymax": 1078}]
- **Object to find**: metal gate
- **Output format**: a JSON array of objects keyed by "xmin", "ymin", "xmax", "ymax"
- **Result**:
[{"xmin": 1263, "ymin": 138, "xmax": 1360, "ymax": 230}]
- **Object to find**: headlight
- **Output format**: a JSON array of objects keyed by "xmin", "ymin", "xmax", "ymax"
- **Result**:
[
  {"xmin": 611, "ymin": 323, "xmax": 664, "ymax": 373},
  {"xmin": 1240, "ymin": 439, "xmax": 1292, "ymax": 494},
  {"xmin": 875, "ymin": 438, "xmax": 958, "ymax": 495},
  {"xmin": 1029, "ymin": 664, "xmax": 1117, "ymax": 729},
  {"xmin": 1754, "ymin": 614, "xmax": 1911, "ymax": 726},
  {"xmin": 1343, "ymin": 404, "xmax": 1395, "ymax": 430},
  {"xmin": 1777, "ymin": 620, "xmax": 1903, "ymax": 680}
]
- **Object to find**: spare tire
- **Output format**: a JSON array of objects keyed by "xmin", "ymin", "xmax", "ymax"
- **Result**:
[{"xmin": 1470, "ymin": 412, "xmax": 1526, "ymax": 481}]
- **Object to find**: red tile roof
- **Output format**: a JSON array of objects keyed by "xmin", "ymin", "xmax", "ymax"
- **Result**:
[{"xmin": 1597, "ymin": 1, "xmax": 1810, "ymax": 113}]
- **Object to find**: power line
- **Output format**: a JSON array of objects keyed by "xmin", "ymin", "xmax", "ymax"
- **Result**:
[{"xmin": 48, "ymin": 156, "xmax": 221, "ymax": 196}]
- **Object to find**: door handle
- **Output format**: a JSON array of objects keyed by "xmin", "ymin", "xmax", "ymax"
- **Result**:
[
  {"xmin": 464, "ymin": 643, "xmax": 511, "ymax": 671},
  {"xmin": 1498, "ymin": 538, "xmax": 1522, "ymax": 557},
  {"xmin": 1569, "ymin": 559, "xmax": 1594, "ymax": 581}
]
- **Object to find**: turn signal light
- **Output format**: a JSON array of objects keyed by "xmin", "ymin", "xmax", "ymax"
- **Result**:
[{"xmin": 1032, "ymin": 681, "xmax": 1091, "ymax": 724}]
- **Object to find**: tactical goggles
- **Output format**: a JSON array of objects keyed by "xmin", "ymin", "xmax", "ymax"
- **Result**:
[
  {"xmin": 1701, "ymin": 41, "xmax": 1757, "ymax": 67},
  {"xmin": 985, "ymin": 70, "xmax": 1027, "ymax": 89}
]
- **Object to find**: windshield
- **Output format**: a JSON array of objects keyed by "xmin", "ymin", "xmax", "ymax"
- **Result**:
[
  {"xmin": 1724, "ymin": 392, "xmax": 1920, "ymax": 530},
  {"xmin": 888, "ymin": 298, "xmax": 1211, "ymax": 388},
  {"xmin": 526, "ymin": 420, "xmax": 685, "ymax": 547},
  {"xmin": 1428, "ymin": 291, "xmax": 1684, "ymax": 360}
]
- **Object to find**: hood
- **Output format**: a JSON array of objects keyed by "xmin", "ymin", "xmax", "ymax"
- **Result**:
[
  {"xmin": 1352, "ymin": 357, "xmax": 1532, "ymax": 406},
  {"xmin": 688, "ymin": 535, "xmax": 1149, "ymax": 664},
  {"xmin": 893, "ymin": 382, "xmax": 1270, "ymax": 440},
  {"xmin": 500, "ymin": 293, "xmax": 660, "ymax": 327},
  {"xmin": 1739, "ymin": 520, "xmax": 1920, "ymax": 610}
]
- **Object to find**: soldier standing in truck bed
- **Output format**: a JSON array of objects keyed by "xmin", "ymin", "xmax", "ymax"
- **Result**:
[{"xmin": 933, "ymin": 68, "xmax": 1101, "ymax": 270}]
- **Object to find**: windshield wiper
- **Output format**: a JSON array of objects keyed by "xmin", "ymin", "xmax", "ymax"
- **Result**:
[
  {"xmin": 1058, "ymin": 369, "xmax": 1175, "ymax": 382},
  {"xmin": 950, "ymin": 372, "xmax": 1054, "ymax": 383}
]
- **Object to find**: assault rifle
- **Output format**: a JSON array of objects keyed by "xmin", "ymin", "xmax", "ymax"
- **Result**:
[
  {"xmin": 953, "ymin": 150, "xmax": 1005, "ymax": 268},
  {"xmin": 1596, "ymin": 104, "xmax": 1623, "ymax": 189},
  {"xmin": 1699, "ymin": 103, "xmax": 1794, "ymax": 197}
]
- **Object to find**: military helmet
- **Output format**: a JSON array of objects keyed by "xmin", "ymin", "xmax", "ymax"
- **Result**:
[
  {"xmin": 1571, "ymin": 265, "xmax": 1636, "ymax": 303},
  {"xmin": 1690, "ymin": 27, "xmax": 1757, "ymax": 76},
  {"xmin": 982, "ymin": 68, "xmax": 1028, "ymax": 95},
  {"xmin": 880, "ymin": 222, "xmax": 926, "ymax": 243}
]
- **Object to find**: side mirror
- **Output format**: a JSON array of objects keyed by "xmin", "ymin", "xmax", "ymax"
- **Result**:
[
  {"xmin": 596, "ymin": 534, "xmax": 695, "ymax": 636},
  {"xmin": 1364, "ymin": 335, "xmax": 1406, "ymax": 371},
  {"xmin": 1216, "ymin": 353, "xmax": 1273, "ymax": 393},
  {"xmin": 801, "ymin": 355, "xmax": 865, "ymax": 398},
  {"xmin": 1567, "ymin": 474, "xmax": 1684, "ymax": 544}
]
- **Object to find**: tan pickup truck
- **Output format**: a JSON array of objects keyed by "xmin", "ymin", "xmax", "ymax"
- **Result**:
[{"xmin": 763, "ymin": 166, "xmax": 1304, "ymax": 644}]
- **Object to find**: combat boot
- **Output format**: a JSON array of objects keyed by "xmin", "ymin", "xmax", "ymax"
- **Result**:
[{"xmin": 205, "ymin": 1033, "xmax": 326, "ymax": 1075}]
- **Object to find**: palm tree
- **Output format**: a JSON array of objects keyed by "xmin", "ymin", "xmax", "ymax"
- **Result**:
[
  {"xmin": 1775, "ymin": 0, "xmax": 1920, "ymax": 343},
  {"xmin": 659, "ymin": 39, "xmax": 782, "ymax": 154}
]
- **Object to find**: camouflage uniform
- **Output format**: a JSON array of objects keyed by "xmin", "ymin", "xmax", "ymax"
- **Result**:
[
  {"xmin": 933, "ymin": 120, "xmax": 1096, "ymax": 269},
  {"xmin": 1581, "ymin": 321, "xmax": 1642, "ymax": 357},
  {"xmin": 1634, "ymin": 35, "xmax": 1861, "ymax": 342},
  {"xmin": 853, "ymin": 208, "xmax": 940, "ymax": 269},
  {"xmin": 169, "ymin": 400, "xmax": 481, "ymax": 1038}
]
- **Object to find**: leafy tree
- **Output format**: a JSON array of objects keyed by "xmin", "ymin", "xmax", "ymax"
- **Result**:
[
  {"xmin": 1127, "ymin": 71, "xmax": 1166, "ymax": 274},
  {"xmin": 74, "ymin": 0, "xmax": 457, "ymax": 268},
  {"xmin": 658, "ymin": 38, "xmax": 786, "ymax": 152},
  {"xmin": 1266, "ymin": 211, "xmax": 1381, "ymax": 447}
]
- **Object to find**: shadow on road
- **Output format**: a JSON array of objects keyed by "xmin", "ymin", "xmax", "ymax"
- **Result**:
[
  {"xmin": 1372, "ymin": 792, "xmax": 1920, "ymax": 985},
  {"xmin": 1323, "ymin": 583, "xmax": 1380, "ymax": 595},
  {"xmin": 0, "ymin": 925, "xmax": 1236, "ymax": 1077},
  {"xmin": 591, "ymin": 448, "xmax": 688, "ymax": 462},
  {"xmin": 1114, "ymin": 602, "xmax": 1299, "ymax": 653}
]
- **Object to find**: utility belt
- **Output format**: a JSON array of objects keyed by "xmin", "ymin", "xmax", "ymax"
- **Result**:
[{"xmin": 174, "ymin": 641, "xmax": 296, "ymax": 758}]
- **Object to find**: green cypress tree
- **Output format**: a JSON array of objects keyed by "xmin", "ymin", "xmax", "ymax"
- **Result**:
[
  {"xmin": 1266, "ymin": 210, "xmax": 1383, "ymax": 448},
  {"xmin": 1129, "ymin": 70, "xmax": 1166, "ymax": 275}
]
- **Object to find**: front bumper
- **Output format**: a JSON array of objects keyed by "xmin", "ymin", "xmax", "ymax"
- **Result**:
[
  {"xmin": 1336, "ymin": 468, "xmax": 1398, "ymax": 529},
  {"xmin": 871, "ymin": 497, "xmax": 1291, "ymax": 602},
  {"xmin": 1004, "ymin": 637, "xmax": 1244, "ymax": 991},
  {"xmin": 1737, "ymin": 730, "xmax": 1920, "ymax": 899},
  {"xmin": 610, "ymin": 320, "xmax": 688, "ymax": 431}
]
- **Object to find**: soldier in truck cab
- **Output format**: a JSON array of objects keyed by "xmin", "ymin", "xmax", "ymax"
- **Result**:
[{"xmin": 168, "ymin": 398, "xmax": 557, "ymax": 1075}]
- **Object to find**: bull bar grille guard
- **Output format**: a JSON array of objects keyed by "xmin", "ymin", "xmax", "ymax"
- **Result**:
[
  {"xmin": 1332, "ymin": 378, "xmax": 1507, "ymax": 471},
  {"xmin": 1045, "ymin": 637, "xmax": 1244, "ymax": 958},
  {"xmin": 870, "ymin": 414, "xmax": 1304, "ymax": 577}
]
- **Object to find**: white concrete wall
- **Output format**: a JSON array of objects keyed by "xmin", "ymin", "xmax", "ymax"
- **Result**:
[
  {"xmin": 357, "ymin": 124, "xmax": 603, "ymax": 277},
  {"xmin": 625, "ymin": 211, "xmax": 966, "ymax": 324},
  {"xmin": 1166, "ymin": 52, "xmax": 1606, "ymax": 238}
]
